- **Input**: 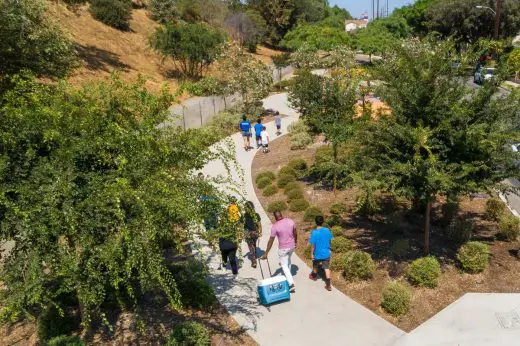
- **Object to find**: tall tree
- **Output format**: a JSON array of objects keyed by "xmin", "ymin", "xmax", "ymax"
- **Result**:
[
  {"xmin": 248, "ymin": 0, "xmax": 296, "ymax": 44},
  {"xmin": 349, "ymin": 40, "xmax": 520, "ymax": 253},
  {"xmin": 392, "ymin": 0, "xmax": 434, "ymax": 36}
]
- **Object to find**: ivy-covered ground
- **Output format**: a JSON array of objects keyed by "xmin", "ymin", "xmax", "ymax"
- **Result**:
[{"xmin": 252, "ymin": 134, "xmax": 520, "ymax": 332}]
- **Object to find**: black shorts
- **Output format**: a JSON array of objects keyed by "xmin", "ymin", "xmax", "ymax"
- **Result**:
[
  {"xmin": 276, "ymin": 125, "xmax": 281, "ymax": 130},
  {"xmin": 256, "ymin": 135, "xmax": 261, "ymax": 141},
  {"xmin": 313, "ymin": 258, "xmax": 330, "ymax": 270}
]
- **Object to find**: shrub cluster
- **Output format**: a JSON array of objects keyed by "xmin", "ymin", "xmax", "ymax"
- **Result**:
[
  {"xmin": 288, "ymin": 120, "xmax": 312, "ymax": 150},
  {"xmin": 37, "ymin": 305, "xmax": 78, "ymax": 343},
  {"xmin": 287, "ymin": 158, "xmax": 308, "ymax": 175},
  {"xmin": 256, "ymin": 171, "xmax": 276, "ymax": 184},
  {"xmin": 257, "ymin": 176, "xmax": 273, "ymax": 189},
  {"xmin": 150, "ymin": 0, "xmax": 178, "ymax": 24},
  {"xmin": 167, "ymin": 321, "xmax": 210, "ymax": 346},
  {"xmin": 389, "ymin": 239, "xmax": 409, "ymax": 259},
  {"xmin": 267, "ymin": 200, "xmax": 288, "ymax": 213},
  {"xmin": 355, "ymin": 189, "xmax": 380, "ymax": 217},
  {"xmin": 331, "ymin": 226, "xmax": 344, "ymax": 237},
  {"xmin": 168, "ymin": 260, "xmax": 216, "ymax": 309},
  {"xmin": 47, "ymin": 335, "xmax": 85, "ymax": 346},
  {"xmin": 342, "ymin": 251, "xmax": 376, "ymax": 280},
  {"xmin": 278, "ymin": 166, "xmax": 297, "ymax": 177},
  {"xmin": 381, "ymin": 281, "xmax": 412, "ymax": 317},
  {"xmin": 330, "ymin": 203, "xmax": 347, "ymax": 215},
  {"xmin": 304, "ymin": 206, "xmax": 323, "ymax": 222},
  {"xmin": 181, "ymin": 77, "xmax": 226, "ymax": 97},
  {"xmin": 289, "ymin": 198, "xmax": 309, "ymax": 212},
  {"xmin": 286, "ymin": 188, "xmax": 304, "ymax": 200},
  {"xmin": 205, "ymin": 111, "xmax": 242, "ymax": 140},
  {"xmin": 498, "ymin": 214, "xmax": 520, "ymax": 241},
  {"xmin": 283, "ymin": 182, "xmax": 300, "ymax": 193},
  {"xmin": 485, "ymin": 198, "xmax": 505, "ymax": 221},
  {"xmin": 330, "ymin": 253, "xmax": 348, "ymax": 271},
  {"xmin": 456, "ymin": 241, "xmax": 490, "ymax": 273},
  {"xmin": 90, "ymin": 0, "xmax": 132, "ymax": 30},
  {"xmin": 447, "ymin": 219, "xmax": 473, "ymax": 244},
  {"xmin": 325, "ymin": 214, "xmax": 343, "ymax": 227},
  {"xmin": 330, "ymin": 237, "xmax": 352, "ymax": 253},
  {"xmin": 405, "ymin": 256, "xmax": 441, "ymax": 288},
  {"xmin": 277, "ymin": 174, "xmax": 296, "ymax": 188},
  {"xmin": 262, "ymin": 184, "xmax": 279, "ymax": 197}
]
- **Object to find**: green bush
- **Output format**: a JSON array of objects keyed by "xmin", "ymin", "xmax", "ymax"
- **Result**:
[
  {"xmin": 498, "ymin": 214, "xmax": 520, "ymax": 241},
  {"xmin": 485, "ymin": 198, "xmax": 505, "ymax": 221},
  {"xmin": 331, "ymin": 226, "xmax": 344, "ymax": 237},
  {"xmin": 447, "ymin": 219, "xmax": 473, "ymax": 244},
  {"xmin": 330, "ymin": 237, "xmax": 353, "ymax": 253},
  {"xmin": 304, "ymin": 206, "xmax": 323, "ymax": 222},
  {"xmin": 47, "ymin": 335, "xmax": 85, "ymax": 346},
  {"xmin": 304, "ymin": 244, "xmax": 312, "ymax": 259},
  {"xmin": 283, "ymin": 182, "xmax": 300, "ymax": 193},
  {"xmin": 355, "ymin": 190, "xmax": 380, "ymax": 217},
  {"xmin": 287, "ymin": 120, "xmax": 309, "ymax": 135},
  {"xmin": 167, "ymin": 321, "xmax": 210, "ymax": 346},
  {"xmin": 90, "ymin": 0, "xmax": 132, "ymax": 30},
  {"xmin": 381, "ymin": 281, "xmax": 412, "ymax": 317},
  {"xmin": 277, "ymin": 174, "xmax": 296, "ymax": 188},
  {"xmin": 325, "ymin": 214, "xmax": 343, "ymax": 228},
  {"xmin": 441, "ymin": 199, "xmax": 459, "ymax": 228},
  {"xmin": 150, "ymin": 0, "xmax": 179, "ymax": 24},
  {"xmin": 405, "ymin": 256, "xmax": 441, "ymax": 288},
  {"xmin": 289, "ymin": 198, "xmax": 309, "ymax": 212},
  {"xmin": 330, "ymin": 253, "xmax": 348, "ymax": 271},
  {"xmin": 37, "ymin": 306, "xmax": 78, "ymax": 342},
  {"xmin": 267, "ymin": 200, "xmax": 288, "ymax": 213},
  {"xmin": 205, "ymin": 111, "xmax": 242, "ymax": 139},
  {"xmin": 457, "ymin": 241, "xmax": 490, "ymax": 273},
  {"xmin": 168, "ymin": 260, "xmax": 216, "ymax": 309},
  {"xmin": 181, "ymin": 77, "xmax": 226, "ymax": 97},
  {"xmin": 262, "ymin": 184, "xmax": 279, "ymax": 197},
  {"xmin": 389, "ymin": 239, "xmax": 410, "ymax": 259},
  {"xmin": 286, "ymin": 188, "xmax": 305, "ymax": 201},
  {"xmin": 342, "ymin": 251, "xmax": 376, "ymax": 281},
  {"xmin": 278, "ymin": 166, "xmax": 297, "ymax": 177},
  {"xmin": 287, "ymin": 158, "xmax": 308, "ymax": 173},
  {"xmin": 256, "ymin": 171, "xmax": 276, "ymax": 184},
  {"xmin": 257, "ymin": 176, "xmax": 273, "ymax": 189},
  {"xmin": 330, "ymin": 203, "xmax": 347, "ymax": 215},
  {"xmin": 290, "ymin": 131, "xmax": 313, "ymax": 150}
]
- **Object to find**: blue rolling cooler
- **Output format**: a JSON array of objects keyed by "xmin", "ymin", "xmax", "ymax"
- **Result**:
[{"xmin": 257, "ymin": 257, "xmax": 290, "ymax": 306}]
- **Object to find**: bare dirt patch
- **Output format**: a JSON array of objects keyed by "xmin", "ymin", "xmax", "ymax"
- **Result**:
[{"xmin": 252, "ymin": 134, "xmax": 520, "ymax": 332}]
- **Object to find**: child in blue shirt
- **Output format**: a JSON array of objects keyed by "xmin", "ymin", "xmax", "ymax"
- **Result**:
[
  {"xmin": 254, "ymin": 118, "xmax": 263, "ymax": 149},
  {"xmin": 239, "ymin": 115, "xmax": 252, "ymax": 151},
  {"xmin": 309, "ymin": 215, "xmax": 333, "ymax": 291}
]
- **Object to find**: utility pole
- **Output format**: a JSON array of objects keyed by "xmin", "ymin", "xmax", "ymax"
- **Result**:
[
  {"xmin": 377, "ymin": 0, "xmax": 380, "ymax": 19},
  {"xmin": 372, "ymin": 0, "xmax": 375, "ymax": 21},
  {"xmin": 494, "ymin": 0, "xmax": 501, "ymax": 39}
]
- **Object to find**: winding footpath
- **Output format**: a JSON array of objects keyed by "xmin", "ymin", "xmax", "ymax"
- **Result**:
[{"xmin": 199, "ymin": 93, "xmax": 520, "ymax": 346}]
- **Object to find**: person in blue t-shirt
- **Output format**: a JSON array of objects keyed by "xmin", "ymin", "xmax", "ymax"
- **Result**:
[
  {"xmin": 309, "ymin": 215, "xmax": 333, "ymax": 291},
  {"xmin": 254, "ymin": 118, "xmax": 263, "ymax": 149},
  {"xmin": 239, "ymin": 115, "xmax": 252, "ymax": 151}
]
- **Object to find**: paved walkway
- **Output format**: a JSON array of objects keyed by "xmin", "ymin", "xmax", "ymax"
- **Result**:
[{"xmin": 199, "ymin": 93, "xmax": 520, "ymax": 346}]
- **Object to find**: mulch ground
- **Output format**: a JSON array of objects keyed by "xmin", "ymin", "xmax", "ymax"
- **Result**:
[{"xmin": 252, "ymin": 134, "xmax": 520, "ymax": 332}]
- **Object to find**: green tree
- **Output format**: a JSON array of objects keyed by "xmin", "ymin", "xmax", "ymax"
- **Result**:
[
  {"xmin": 349, "ymin": 40, "xmax": 520, "ymax": 253},
  {"xmin": 320, "ymin": 5, "xmax": 353, "ymax": 30},
  {"xmin": 281, "ymin": 24, "xmax": 353, "ymax": 51},
  {"xmin": 248, "ymin": 0, "xmax": 296, "ymax": 44},
  {"xmin": 272, "ymin": 52, "xmax": 291, "ymax": 84},
  {"xmin": 150, "ymin": 0, "xmax": 179, "ymax": 24},
  {"xmin": 0, "ymin": 75, "xmax": 233, "ymax": 327},
  {"xmin": 393, "ymin": 0, "xmax": 434, "ymax": 36},
  {"xmin": 225, "ymin": 11, "xmax": 268, "ymax": 52},
  {"xmin": 0, "ymin": 0, "xmax": 75, "ymax": 79},
  {"xmin": 354, "ymin": 26, "xmax": 397, "ymax": 62},
  {"xmin": 150, "ymin": 23, "xmax": 225, "ymax": 79},
  {"xmin": 293, "ymin": 0, "xmax": 328, "ymax": 23},
  {"xmin": 90, "ymin": 0, "xmax": 133, "ymax": 30},
  {"xmin": 509, "ymin": 48, "xmax": 520, "ymax": 79}
]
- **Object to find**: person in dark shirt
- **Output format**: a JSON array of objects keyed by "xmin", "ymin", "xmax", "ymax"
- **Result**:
[{"xmin": 242, "ymin": 201, "xmax": 262, "ymax": 268}]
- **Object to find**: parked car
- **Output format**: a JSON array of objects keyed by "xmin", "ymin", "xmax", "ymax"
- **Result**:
[{"xmin": 474, "ymin": 67, "xmax": 496, "ymax": 84}]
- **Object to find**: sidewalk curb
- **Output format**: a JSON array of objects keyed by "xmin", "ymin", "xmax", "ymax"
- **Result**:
[{"xmin": 498, "ymin": 192, "xmax": 520, "ymax": 217}]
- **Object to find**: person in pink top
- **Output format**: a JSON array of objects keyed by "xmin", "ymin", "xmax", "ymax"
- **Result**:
[{"xmin": 260, "ymin": 211, "xmax": 297, "ymax": 292}]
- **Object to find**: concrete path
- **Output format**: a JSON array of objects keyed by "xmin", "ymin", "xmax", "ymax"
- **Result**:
[{"xmin": 199, "ymin": 93, "xmax": 520, "ymax": 346}]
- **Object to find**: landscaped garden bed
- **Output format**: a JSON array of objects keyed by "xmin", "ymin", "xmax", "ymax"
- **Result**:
[{"xmin": 252, "ymin": 134, "xmax": 520, "ymax": 332}]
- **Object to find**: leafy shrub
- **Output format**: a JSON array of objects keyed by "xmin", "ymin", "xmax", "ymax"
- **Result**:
[
  {"xmin": 267, "ymin": 200, "xmax": 288, "ymax": 213},
  {"xmin": 289, "ymin": 198, "xmax": 310, "ymax": 212},
  {"xmin": 498, "ymin": 214, "xmax": 520, "ymax": 241},
  {"xmin": 342, "ymin": 251, "xmax": 376, "ymax": 280},
  {"xmin": 389, "ymin": 239, "xmax": 409, "ymax": 259},
  {"xmin": 37, "ymin": 305, "xmax": 78, "ymax": 342},
  {"xmin": 457, "ymin": 241, "xmax": 490, "ymax": 273},
  {"xmin": 181, "ymin": 77, "xmax": 226, "ymax": 97},
  {"xmin": 262, "ymin": 184, "xmax": 279, "ymax": 197},
  {"xmin": 278, "ymin": 166, "xmax": 296, "ymax": 177},
  {"xmin": 441, "ymin": 199, "xmax": 459, "ymax": 228},
  {"xmin": 167, "ymin": 321, "xmax": 210, "ymax": 346},
  {"xmin": 405, "ymin": 256, "xmax": 441, "ymax": 288},
  {"xmin": 330, "ymin": 203, "xmax": 347, "ymax": 215},
  {"xmin": 286, "ymin": 188, "xmax": 305, "ymax": 201},
  {"xmin": 381, "ymin": 281, "xmax": 412, "ymax": 316},
  {"xmin": 304, "ymin": 206, "xmax": 323, "ymax": 222},
  {"xmin": 331, "ymin": 226, "xmax": 344, "ymax": 237},
  {"xmin": 257, "ymin": 176, "xmax": 273, "ymax": 189},
  {"xmin": 256, "ymin": 171, "xmax": 276, "ymax": 184},
  {"xmin": 330, "ymin": 237, "xmax": 353, "ymax": 253},
  {"xmin": 330, "ymin": 253, "xmax": 348, "ymax": 271},
  {"xmin": 304, "ymin": 244, "xmax": 312, "ymax": 259},
  {"xmin": 325, "ymin": 214, "xmax": 343, "ymax": 227},
  {"xmin": 277, "ymin": 174, "xmax": 296, "ymax": 188},
  {"xmin": 485, "ymin": 198, "xmax": 505, "ymax": 221},
  {"xmin": 150, "ymin": 0, "xmax": 179, "ymax": 24},
  {"xmin": 355, "ymin": 189, "xmax": 380, "ymax": 217},
  {"xmin": 63, "ymin": 0, "xmax": 88, "ymax": 5},
  {"xmin": 168, "ymin": 260, "xmax": 216, "ymax": 309},
  {"xmin": 283, "ymin": 182, "xmax": 300, "ymax": 193},
  {"xmin": 287, "ymin": 120, "xmax": 309, "ymax": 135},
  {"xmin": 206, "ymin": 111, "xmax": 241, "ymax": 139},
  {"xmin": 290, "ymin": 131, "xmax": 313, "ymax": 150},
  {"xmin": 447, "ymin": 219, "xmax": 473, "ymax": 244},
  {"xmin": 90, "ymin": 0, "xmax": 132, "ymax": 30},
  {"xmin": 287, "ymin": 158, "xmax": 308, "ymax": 173},
  {"xmin": 47, "ymin": 335, "xmax": 85, "ymax": 346}
]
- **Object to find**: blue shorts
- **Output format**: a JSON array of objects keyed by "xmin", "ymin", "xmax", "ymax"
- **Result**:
[
  {"xmin": 256, "ymin": 134, "xmax": 262, "ymax": 140},
  {"xmin": 242, "ymin": 131, "xmax": 251, "ymax": 137}
]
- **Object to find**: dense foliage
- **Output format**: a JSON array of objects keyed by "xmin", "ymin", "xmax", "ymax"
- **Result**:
[
  {"xmin": 150, "ymin": 0, "xmax": 179, "ymax": 24},
  {"xmin": 405, "ymin": 256, "xmax": 441, "ymax": 288},
  {"xmin": 167, "ymin": 321, "xmax": 210, "ymax": 345},
  {"xmin": 280, "ymin": 25, "xmax": 352, "ymax": 51},
  {"xmin": 90, "ymin": 0, "xmax": 132, "ymax": 30},
  {"xmin": 381, "ymin": 281, "xmax": 412, "ymax": 316},
  {"xmin": 457, "ymin": 241, "xmax": 491, "ymax": 273}
]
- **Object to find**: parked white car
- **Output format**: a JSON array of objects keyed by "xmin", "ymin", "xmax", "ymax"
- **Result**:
[{"xmin": 474, "ymin": 67, "xmax": 496, "ymax": 84}]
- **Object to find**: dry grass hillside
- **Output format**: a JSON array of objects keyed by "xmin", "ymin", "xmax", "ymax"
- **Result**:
[{"xmin": 46, "ymin": 2, "xmax": 280, "ymax": 93}]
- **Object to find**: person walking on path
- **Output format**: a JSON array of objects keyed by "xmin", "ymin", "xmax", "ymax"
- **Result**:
[
  {"xmin": 242, "ymin": 201, "xmax": 262, "ymax": 268},
  {"xmin": 274, "ymin": 111, "xmax": 282, "ymax": 135},
  {"xmin": 219, "ymin": 197, "xmax": 241, "ymax": 275},
  {"xmin": 260, "ymin": 126, "xmax": 270, "ymax": 153},
  {"xmin": 260, "ymin": 211, "xmax": 297, "ymax": 292},
  {"xmin": 239, "ymin": 116, "xmax": 252, "ymax": 151},
  {"xmin": 254, "ymin": 118, "xmax": 263, "ymax": 149},
  {"xmin": 309, "ymin": 215, "xmax": 333, "ymax": 291}
]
